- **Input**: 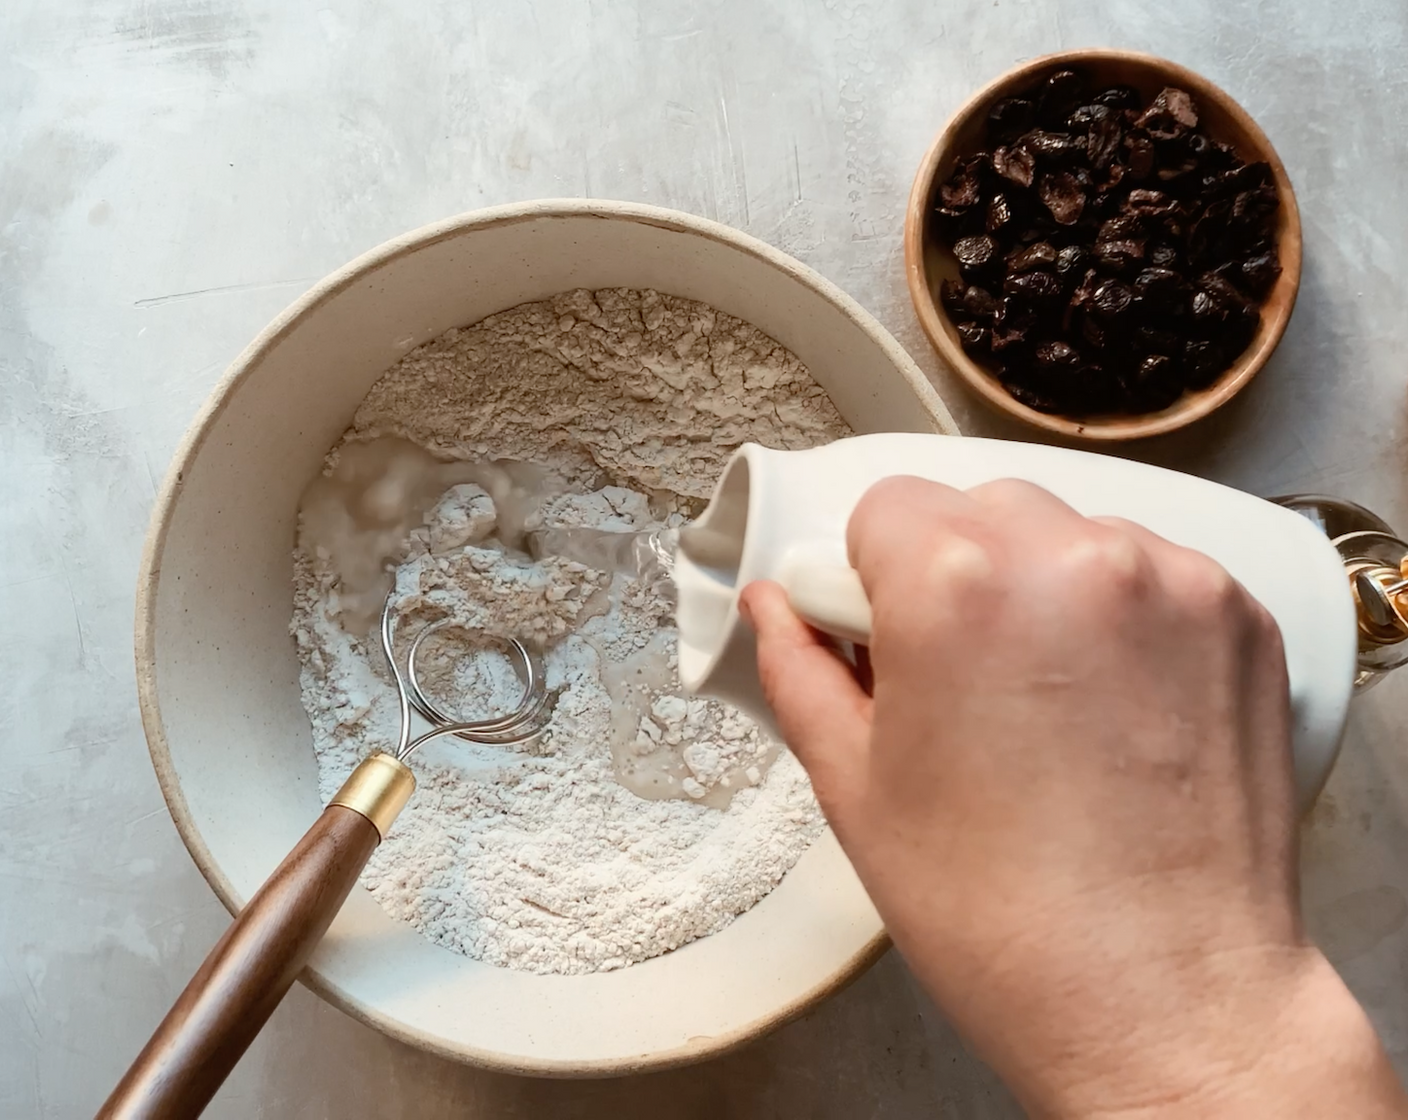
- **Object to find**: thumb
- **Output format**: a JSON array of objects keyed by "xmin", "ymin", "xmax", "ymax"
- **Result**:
[{"xmin": 738, "ymin": 581, "xmax": 871, "ymax": 809}]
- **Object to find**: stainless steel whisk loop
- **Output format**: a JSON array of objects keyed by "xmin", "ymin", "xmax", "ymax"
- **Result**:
[{"xmin": 379, "ymin": 595, "xmax": 551, "ymax": 760}]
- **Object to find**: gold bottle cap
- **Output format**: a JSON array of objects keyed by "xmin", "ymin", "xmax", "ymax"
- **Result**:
[{"xmin": 1349, "ymin": 561, "xmax": 1408, "ymax": 647}]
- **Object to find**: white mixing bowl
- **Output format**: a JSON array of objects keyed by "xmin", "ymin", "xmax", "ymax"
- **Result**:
[{"xmin": 136, "ymin": 199, "xmax": 959, "ymax": 1075}]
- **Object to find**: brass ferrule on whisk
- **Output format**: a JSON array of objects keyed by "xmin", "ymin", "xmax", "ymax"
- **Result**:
[{"xmin": 330, "ymin": 752, "xmax": 416, "ymax": 839}]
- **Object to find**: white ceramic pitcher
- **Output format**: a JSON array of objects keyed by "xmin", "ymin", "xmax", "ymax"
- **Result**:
[{"xmin": 674, "ymin": 433, "xmax": 1368, "ymax": 806}]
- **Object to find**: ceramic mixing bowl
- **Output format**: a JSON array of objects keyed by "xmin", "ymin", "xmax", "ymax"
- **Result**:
[{"xmin": 135, "ymin": 199, "xmax": 959, "ymax": 1075}]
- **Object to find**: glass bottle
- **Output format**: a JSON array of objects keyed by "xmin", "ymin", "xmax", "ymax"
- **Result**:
[{"xmin": 1273, "ymin": 494, "xmax": 1408, "ymax": 690}]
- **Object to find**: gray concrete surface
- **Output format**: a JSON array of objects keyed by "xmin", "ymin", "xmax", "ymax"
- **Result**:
[{"xmin": 4, "ymin": 0, "xmax": 1408, "ymax": 1115}]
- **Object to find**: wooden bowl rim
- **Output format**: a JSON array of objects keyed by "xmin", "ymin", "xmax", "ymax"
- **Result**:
[{"xmin": 903, "ymin": 48, "xmax": 1303, "ymax": 441}]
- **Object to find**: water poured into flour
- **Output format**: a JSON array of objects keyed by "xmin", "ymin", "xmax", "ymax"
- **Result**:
[
  {"xmin": 296, "ymin": 435, "xmax": 718, "ymax": 803},
  {"xmin": 296, "ymin": 437, "xmax": 563, "ymax": 632},
  {"xmin": 524, "ymin": 524, "xmax": 680, "ymax": 604}
]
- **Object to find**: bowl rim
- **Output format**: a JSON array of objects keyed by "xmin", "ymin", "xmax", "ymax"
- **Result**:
[
  {"xmin": 133, "ymin": 198, "xmax": 959, "ymax": 1075},
  {"xmin": 903, "ymin": 48, "xmax": 1303, "ymax": 441}
]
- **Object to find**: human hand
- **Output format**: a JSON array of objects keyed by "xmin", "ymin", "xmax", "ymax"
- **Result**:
[{"xmin": 740, "ymin": 477, "xmax": 1406, "ymax": 1119}]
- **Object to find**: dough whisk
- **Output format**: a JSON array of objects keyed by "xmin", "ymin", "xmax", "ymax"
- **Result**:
[{"xmin": 99, "ymin": 594, "xmax": 551, "ymax": 1118}]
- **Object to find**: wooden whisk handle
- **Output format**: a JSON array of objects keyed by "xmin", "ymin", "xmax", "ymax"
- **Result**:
[{"xmin": 97, "ymin": 753, "xmax": 414, "ymax": 1119}]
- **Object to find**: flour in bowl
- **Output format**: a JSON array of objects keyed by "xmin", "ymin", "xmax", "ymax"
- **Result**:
[{"xmin": 292, "ymin": 288, "xmax": 848, "ymax": 974}]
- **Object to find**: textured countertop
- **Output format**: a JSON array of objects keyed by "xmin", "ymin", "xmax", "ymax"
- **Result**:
[{"xmin": 4, "ymin": 1, "xmax": 1407, "ymax": 1115}]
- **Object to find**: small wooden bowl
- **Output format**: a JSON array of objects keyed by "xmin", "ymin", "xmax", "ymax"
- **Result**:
[{"xmin": 904, "ymin": 49, "xmax": 1302, "ymax": 441}]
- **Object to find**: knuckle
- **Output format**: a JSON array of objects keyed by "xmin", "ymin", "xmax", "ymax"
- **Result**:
[
  {"xmin": 866, "ymin": 536, "xmax": 998, "ymax": 652},
  {"xmin": 920, "ymin": 535, "xmax": 996, "ymax": 593},
  {"xmin": 1249, "ymin": 599, "xmax": 1286, "ymax": 653},
  {"xmin": 860, "ymin": 474, "xmax": 932, "ymax": 511},
  {"xmin": 851, "ymin": 477, "xmax": 934, "ymax": 554},
  {"xmin": 1060, "ymin": 529, "xmax": 1147, "ymax": 592},
  {"xmin": 971, "ymin": 477, "xmax": 1050, "ymax": 507},
  {"xmin": 1174, "ymin": 553, "xmax": 1241, "ymax": 614}
]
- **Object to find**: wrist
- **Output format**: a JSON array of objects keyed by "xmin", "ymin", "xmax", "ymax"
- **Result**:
[{"xmin": 1034, "ymin": 949, "xmax": 1406, "ymax": 1120}]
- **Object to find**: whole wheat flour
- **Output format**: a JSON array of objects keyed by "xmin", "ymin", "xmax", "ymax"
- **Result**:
[{"xmin": 292, "ymin": 288, "xmax": 849, "ymax": 974}]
